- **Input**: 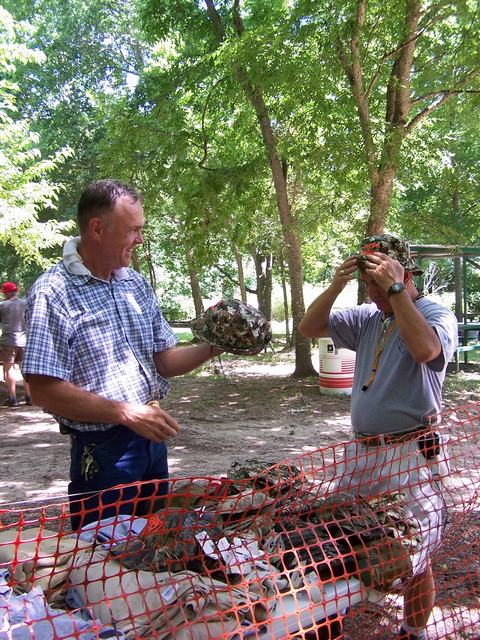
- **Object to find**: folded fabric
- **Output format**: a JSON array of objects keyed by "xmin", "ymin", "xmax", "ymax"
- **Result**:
[
  {"xmin": 79, "ymin": 516, "xmax": 147, "ymax": 548},
  {"xmin": 0, "ymin": 570, "xmax": 124, "ymax": 640},
  {"xmin": 69, "ymin": 548, "xmax": 268, "ymax": 638},
  {"xmin": 110, "ymin": 509, "xmax": 224, "ymax": 573},
  {"xmin": 205, "ymin": 489, "xmax": 274, "ymax": 522},
  {"xmin": 227, "ymin": 459, "xmax": 303, "ymax": 495},
  {"xmin": 0, "ymin": 528, "xmax": 91, "ymax": 594}
]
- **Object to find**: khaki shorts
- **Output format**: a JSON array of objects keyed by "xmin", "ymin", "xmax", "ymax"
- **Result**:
[
  {"xmin": 0, "ymin": 346, "xmax": 25, "ymax": 365},
  {"xmin": 331, "ymin": 436, "xmax": 449, "ymax": 575}
]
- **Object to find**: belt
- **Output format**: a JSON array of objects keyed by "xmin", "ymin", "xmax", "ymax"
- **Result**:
[
  {"xmin": 355, "ymin": 427, "xmax": 430, "ymax": 447},
  {"xmin": 59, "ymin": 423, "xmax": 74, "ymax": 435}
]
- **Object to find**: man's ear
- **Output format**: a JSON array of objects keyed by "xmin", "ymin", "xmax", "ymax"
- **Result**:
[{"xmin": 89, "ymin": 217, "xmax": 104, "ymax": 240}]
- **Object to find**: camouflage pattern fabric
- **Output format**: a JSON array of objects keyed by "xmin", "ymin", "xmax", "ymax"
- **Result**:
[
  {"xmin": 368, "ymin": 492, "xmax": 422, "ymax": 553},
  {"xmin": 110, "ymin": 508, "xmax": 223, "ymax": 572},
  {"xmin": 308, "ymin": 491, "xmax": 389, "ymax": 543},
  {"xmin": 267, "ymin": 518, "xmax": 358, "ymax": 583},
  {"xmin": 191, "ymin": 299, "xmax": 272, "ymax": 356},
  {"xmin": 357, "ymin": 233, "xmax": 423, "ymax": 275},
  {"xmin": 355, "ymin": 536, "xmax": 413, "ymax": 590},
  {"xmin": 227, "ymin": 458, "xmax": 303, "ymax": 496},
  {"xmin": 264, "ymin": 490, "xmax": 416, "ymax": 591}
]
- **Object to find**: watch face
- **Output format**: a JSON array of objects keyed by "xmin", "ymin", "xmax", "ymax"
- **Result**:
[{"xmin": 389, "ymin": 282, "xmax": 405, "ymax": 296}]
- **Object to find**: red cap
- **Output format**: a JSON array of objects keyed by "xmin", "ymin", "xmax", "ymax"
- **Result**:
[{"xmin": 2, "ymin": 282, "xmax": 18, "ymax": 294}]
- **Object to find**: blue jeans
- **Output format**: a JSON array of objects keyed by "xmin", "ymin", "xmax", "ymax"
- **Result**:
[{"xmin": 67, "ymin": 425, "xmax": 169, "ymax": 531}]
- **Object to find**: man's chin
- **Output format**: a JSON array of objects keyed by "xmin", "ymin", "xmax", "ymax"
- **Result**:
[{"xmin": 373, "ymin": 300, "xmax": 391, "ymax": 313}]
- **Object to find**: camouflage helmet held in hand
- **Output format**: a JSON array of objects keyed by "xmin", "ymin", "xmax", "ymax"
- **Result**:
[
  {"xmin": 191, "ymin": 299, "xmax": 272, "ymax": 356},
  {"xmin": 357, "ymin": 234, "xmax": 423, "ymax": 275}
]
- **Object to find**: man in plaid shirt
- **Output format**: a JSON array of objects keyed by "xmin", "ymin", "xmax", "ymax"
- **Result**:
[{"xmin": 22, "ymin": 179, "xmax": 222, "ymax": 530}]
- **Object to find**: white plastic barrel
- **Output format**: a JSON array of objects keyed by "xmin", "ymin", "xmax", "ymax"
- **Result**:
[{"xmin": 318, "ymin": 338, "xmax": 356, "ymax": 396}]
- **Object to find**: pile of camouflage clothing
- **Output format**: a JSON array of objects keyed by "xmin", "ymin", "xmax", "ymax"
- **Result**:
[
  {"xmin": 111, "ymin": 460, "xmax": 418, "ymax": 593},
  {"xmin": 0, "ymin": 458, "xmax": 421, "ymax": 640}
]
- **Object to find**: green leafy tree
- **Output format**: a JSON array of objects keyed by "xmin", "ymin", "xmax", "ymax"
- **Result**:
[
  {"xmin": 397, "ymin": 96, "xmax": 480, "ymax": 244},
  {"xmin": 296, "ymin": 0, "xmax": 480, "ymax": 235},
  {"xmin": 4, "ymin": 0, "xmax": 151, "ymax": 223},
  {"xmin": 140, "ymin": 0, "xmax": 321, "ymax": 376},
  {"xmin": 0, "ymin": 7, "xmax": 73, "ymax": 275}
]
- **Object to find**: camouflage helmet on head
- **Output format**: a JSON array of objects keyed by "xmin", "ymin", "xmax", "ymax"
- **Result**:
[
  {"xmin": 357, "ymin": 234, "xmax": 423, "ymax": 276},
  {"xmin": 191, "ymin": 299, "xmax": 272, "ymax": 356}
]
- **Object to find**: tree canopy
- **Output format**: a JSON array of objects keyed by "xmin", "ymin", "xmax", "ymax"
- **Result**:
[{"xmin": 2, "ymin": 0, "xmax": 479, "ymax": 369}]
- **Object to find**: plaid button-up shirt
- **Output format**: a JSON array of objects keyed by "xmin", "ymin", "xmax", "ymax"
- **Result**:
[{"xmin": 23, "ymin": 260, "xmax": 178, "ymax": 431}]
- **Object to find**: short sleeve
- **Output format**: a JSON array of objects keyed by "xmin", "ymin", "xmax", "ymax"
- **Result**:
[
  {"xmin": 151, "ymin": 298, "xmax": 178, "ymax": 353},
  {"xmin": 422, "ymin": 303, "xmax": 458, "ymax": 372},
  {"xmin": 23, "ymin": 290, "xmax": 73, "ymax": 381},
  {"xmin": 328, "ymin": 303, "xmax": 377, "ymax": 352}
]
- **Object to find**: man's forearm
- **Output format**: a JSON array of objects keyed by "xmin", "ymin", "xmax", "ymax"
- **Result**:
[
  {"xmin": 389, "ymin": 293, "xmax": 441, "ymax": 362},
  {"xmin": 154, "ymin": 343, "xmax": 223, "ymax": 378},
  {"xmin": 299, "ymin": 256, "xmax": 357, "ymax": 338},
  {"xmin": 27, "ymin": 374, "xmax": 181, "ymax": 441},
  {"xmin": 27, "ymin": 375, "xmax": 127, "ymax": 424},
  {"xmin": 299, "ymin": 283, "xmax": 342, "ymax": 338}
]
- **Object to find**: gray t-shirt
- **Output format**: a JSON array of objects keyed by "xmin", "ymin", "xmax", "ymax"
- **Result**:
[
  {"xmin": 0, "ymin": 296, "xmax": 27, "ymax": 347},
  {"xmin": 328, "ymin": 299, "xmax": 458, "ymax": 434}
]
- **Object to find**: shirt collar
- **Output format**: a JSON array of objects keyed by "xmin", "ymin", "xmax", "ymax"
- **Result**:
[{"xmin": 62, "ymin": 237, "xmax": 131, "ymax": 282}]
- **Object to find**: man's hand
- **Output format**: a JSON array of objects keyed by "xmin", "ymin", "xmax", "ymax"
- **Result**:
[
  {"xmin": 299, "ymin": 255, "xmax": 358, "ymax": 339},
  {"xmin": 362, "ymin": 251, "xmax": 405, "ymax": 292},
  {"xmin": 333, "ymin": 255, "xmax": 358, "ymax": 288},
  {"xmin": 120, "ymin": 402, "xmax": 180, "ymax": 442}
]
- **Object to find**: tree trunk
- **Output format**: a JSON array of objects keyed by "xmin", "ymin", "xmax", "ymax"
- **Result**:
[
  {"xmin": 186, "ymin": 248, "xmax": 204, "ymax": 317},
  {"xmin": 253, "ymin": 252, "xmax": 272, "ymax": 320},
  {"xmin": 248, "ymin": 102, "xmax": 315, "ymax": 374},
  {"xmin": 204, "ymin": 0, "xmax": 317, "ymax": 377},
  {"xmin": 278, "ymin": 249, "xmax": 291, "ymax": 347},
  {"xmin": 338, "ymin": 0, "xmax": 422, "ymax": 234},
  {"xmin": 452, "ymin": 186, "xmax": 462, "ymax": 321},
  {"xmin": 232, "ymin": 242, "xmax": 247, "ymax": 303},
  {"xmin": 453, "ymin": 255, "xmax": 462, "ymax": 321},
  {"xmin": 367, "ymin": 166, "xmax": 396, "ymax": 234},
  {"xmin": 264, "ymin": 255, "xmax": 273, "ymax": 321},
  {"xmin": 132, "ymin": 250, "xmax": 140, "ymax": 274},
  {"xmin": 142, "ymin": 240, "xmax": 156, "ymax": 289}
]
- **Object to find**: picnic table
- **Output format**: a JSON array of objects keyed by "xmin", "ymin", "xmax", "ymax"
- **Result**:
[{"xmin": 455, "ymin": 322, "xmax": 480, "ymax": 372}]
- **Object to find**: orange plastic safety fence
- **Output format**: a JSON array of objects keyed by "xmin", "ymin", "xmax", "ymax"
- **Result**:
[{"xmin": 0, "ymin": 402, "xmax": 479, "ymax": 639}]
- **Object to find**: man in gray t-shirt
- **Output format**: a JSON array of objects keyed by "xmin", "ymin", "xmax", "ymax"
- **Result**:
[
  {"xmin": 299, "ymin": 234, "xmax": 458, "ymax": 640},
  {"xmin": 0, "ymin": 281, "xmax": 31, "ymax": 407}
]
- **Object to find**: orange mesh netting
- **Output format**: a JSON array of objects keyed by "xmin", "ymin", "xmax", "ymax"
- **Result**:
[{"xmin": 0, "ymin": 402, "xmax": 479, "ymax": 639}]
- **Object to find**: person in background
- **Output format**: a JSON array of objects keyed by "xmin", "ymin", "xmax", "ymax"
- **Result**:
[
  {"xmin": 299, "ymin": 234, "xmax": 458, "ymax": 640},
  {"xmin": 22, "ymin": 179, "xmax": 223, "ymax": 530},
  {"xmin": 0, "ymin": 281, "xmax": 32, "ymax": 407}
]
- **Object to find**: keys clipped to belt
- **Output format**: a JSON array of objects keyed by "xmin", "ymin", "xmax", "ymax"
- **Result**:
[{"xmin": 80, "ymin": 444, "xmax": 100, "ymax": 481}]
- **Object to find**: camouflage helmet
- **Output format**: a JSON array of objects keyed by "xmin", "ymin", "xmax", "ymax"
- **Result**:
[
  {"xmin": 357, "ymin": 234, "xmax": 423, "ymax": 275},
  {"xmin": 191, "ymin": 299, "xmax": 272, "ymax": 355}
]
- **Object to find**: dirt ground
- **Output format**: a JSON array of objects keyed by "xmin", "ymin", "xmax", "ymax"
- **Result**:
[
  {"xmin": 0, "ymin": 354, "xmax": 479, "ymax": 638},
  {"xmin": 0, "ymin": 351, "xmax": 479, "ymax": 509}
]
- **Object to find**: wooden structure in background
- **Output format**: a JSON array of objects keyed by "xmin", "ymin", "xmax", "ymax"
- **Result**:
[{"xmin": 410, "ymin": 245, "xmax": 480, "ymax": 371}]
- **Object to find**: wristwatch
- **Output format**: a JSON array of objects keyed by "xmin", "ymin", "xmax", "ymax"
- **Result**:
[{"xmin": 387, "ymin": 282, "xmax": 405, "ymax": 296}]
